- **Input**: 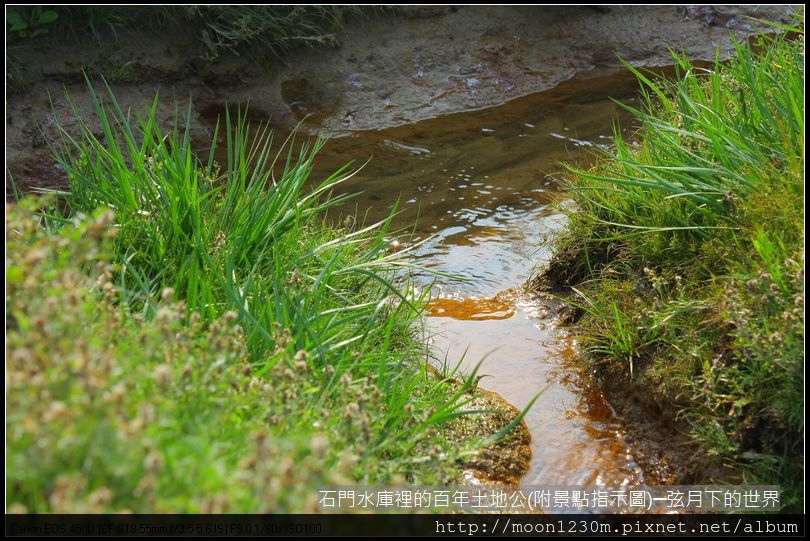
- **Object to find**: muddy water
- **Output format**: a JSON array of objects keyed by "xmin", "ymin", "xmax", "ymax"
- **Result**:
[{"xmin": 303, "ymin": 71, "xmax": 652, "ymax": 487}]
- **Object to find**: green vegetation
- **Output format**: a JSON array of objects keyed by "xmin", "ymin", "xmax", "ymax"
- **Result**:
[
  {"xmin": 184, "ymin": 5, "xmax": 369, "ymax": 59},
  {"xmin": 5, "ymin": 83, "xmax": 514, "ymax": 512},
  {"xmin": 535, "ymin": 28, "xmax": 804, "ymax": 508},
  {"xmin": 6, "ymin": 6, "xmax": 58, "ymax": 39},
  {"xmin": 6, "ymin": 6, "xmax": 372, "ymax": 56}
]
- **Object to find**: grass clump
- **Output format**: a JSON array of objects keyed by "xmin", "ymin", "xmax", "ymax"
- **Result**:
[
  {"xmin": 183, "ymin": 5, "xmax": 367, "ymax": 59},
  {"xmin": 534, "ymin": 27, "xmax": 804, "ymax": 508},
  {"xmin": 6, "ymin": 81, "xmax": 519, "ymax": 512}
]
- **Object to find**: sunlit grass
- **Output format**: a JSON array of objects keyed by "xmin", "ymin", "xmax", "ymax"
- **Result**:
[
  {"xmin": 538, "ymin": 24, "xmax": 804, "ymax": 508},
  {"xmin": 6, "ymin": 80, "xmax": 521, "ymax": 512}
]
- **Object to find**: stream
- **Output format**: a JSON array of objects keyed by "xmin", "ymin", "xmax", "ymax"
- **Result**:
[{"xmin": 302, "ymin": 70, "xmax": 656, "ymax": 487}]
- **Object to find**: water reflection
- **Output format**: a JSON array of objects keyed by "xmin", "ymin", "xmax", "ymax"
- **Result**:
[{"xmin": 287, "ymin": 71, "xmax": 651, "ymax": 487}]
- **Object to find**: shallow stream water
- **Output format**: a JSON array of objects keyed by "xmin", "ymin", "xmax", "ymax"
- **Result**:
[{"xmin": 301, "ymin": 70, "xmax": 656, "ymax": 487}]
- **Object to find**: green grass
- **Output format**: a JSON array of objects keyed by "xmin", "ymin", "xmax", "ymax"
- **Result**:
[
  {"xmin": 535, "ymin": 26, "xmax": 804, "ymax": 509},
  {"xmin": 183, "ymin": 5, "xmax": 369, "ymax": 59},
  {"xmin": 6, "ymin": 6, "xmax": 373, "ymax": 57},
  {"xmin": 7, "ymin": 201, "xmax": 338, "ymax": 512},
  {"xmin": 5, "ymin": 81, "xmax": 520, "ymax": 512}
]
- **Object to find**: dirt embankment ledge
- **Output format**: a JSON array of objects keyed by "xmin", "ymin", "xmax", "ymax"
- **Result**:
[{"xmin": 6, "ymin": 6, "xmax": 794, "ymax": 197}]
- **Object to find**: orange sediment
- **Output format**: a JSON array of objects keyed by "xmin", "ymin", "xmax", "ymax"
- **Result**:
[{"xmin": 426, "ymin": 297, "xmax": 515, "ymax": 321}]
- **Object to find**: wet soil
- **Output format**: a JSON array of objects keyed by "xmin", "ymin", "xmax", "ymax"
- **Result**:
[{"xmin": 450, "ymin": 387, "xmax": 533, "ymax": 486}]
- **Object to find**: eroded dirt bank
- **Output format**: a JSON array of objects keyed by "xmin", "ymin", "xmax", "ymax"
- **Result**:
[{"xmin": 6, "ymin": 5, "xmax": 794, "ymax": 195}]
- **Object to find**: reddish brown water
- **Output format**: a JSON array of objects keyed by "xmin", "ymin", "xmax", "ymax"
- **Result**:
[
  {"xmin": 426, "ymin": 297, "xmax": 515, "ymax": 321},
  {"xmin": 298, "ymin": 70, "xmax": 653, "ymax": 487}
]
